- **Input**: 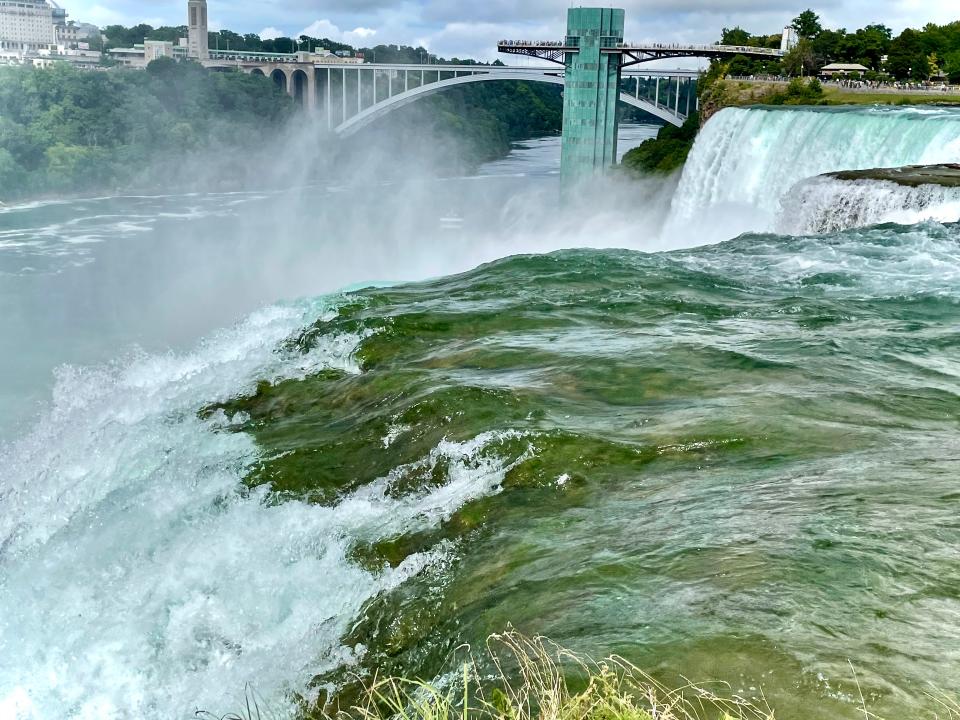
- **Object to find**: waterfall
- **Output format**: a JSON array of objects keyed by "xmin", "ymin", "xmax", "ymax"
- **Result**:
[{"xmin": 668, "ymin": 106, "xmax": 960, "ymax": 240}]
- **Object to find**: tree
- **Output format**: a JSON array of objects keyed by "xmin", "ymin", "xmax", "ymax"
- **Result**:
[
  {"xmin": 811, "ymin": 28, "xmax": 845, "ymax": 64},
  {"xmin": 242, "ymin": 33, "xmax": 264, "ymax": 51},
  {"xmin": 726, "ymin": 54, "xmax": 757, "ymax": 77},
  {"xmin": 721, "ymin": 27, "xmax": 751, "ymax": 46},
  {"xmin": 792, "ymin": 9, "xmax": 823, "ymax": 39},
  {"xmin": 146, "ymin": 56, "xmax": 178, "ymax": 77},
  {"xmin": 782, "ymin": 38, "xmax": 817, "ymax": 76},
  {"xmin": 0, "ymin": 147, "xmax": 24, "ymax": 197},
  {"xmin": 102, "ymin": 23, "xmax": 154, "ymax": 49},
  {"xmin": 945, "ymin": 50, "xmax": 960, "ymax": 84},
  {"xmin": 849, "ymin": 24, "xmax": 893, "ymax": 69},
  {"xmin": 147, "ymin": 26, "xmax": 186, "ymax": 43},
  {"xmin": 885, "ymin": 28, "xmax": 929, "ymax": 79}
]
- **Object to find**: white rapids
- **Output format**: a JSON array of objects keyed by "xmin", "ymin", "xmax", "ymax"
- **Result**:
[{"xmin": 0, "ymin": 297, "xmax": 531, "ymax": 720}]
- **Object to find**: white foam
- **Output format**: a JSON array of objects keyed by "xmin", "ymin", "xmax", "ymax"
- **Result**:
[
  {"xmin": 0, "ymin": 293, "xmax": 533, "ymax": 720},
  {"xmin": 777, "ymin": 175, "xmax": 960, "ymax": 235}
]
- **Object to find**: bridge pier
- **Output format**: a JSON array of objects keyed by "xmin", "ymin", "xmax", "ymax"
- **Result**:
[{"xmin": 560, "ymin": 7, "xmax": 625, "ymax": 186}]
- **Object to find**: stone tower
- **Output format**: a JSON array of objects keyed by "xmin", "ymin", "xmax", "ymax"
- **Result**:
[
  {"xmin": 559, "ymin": 7, "xmax": 625, "ymax": 186},
  {"xmin": 187, "ymin": 0, "xmax": 208, "ymax": 59}
]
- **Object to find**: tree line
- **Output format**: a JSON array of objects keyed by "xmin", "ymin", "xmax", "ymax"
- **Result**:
[
  {"xmin": 93, "ymin": 24, "xmax": 490, "ymax": 67},
  {"xmin": 0, "ymin": 59, "xmax": 293, "ymax": 200},
  {"xmin": 721, "ymin": 9, "xmax": 960, "ymax": 82},
  {"xmin": 0, "ymin": 56, "xmax": 564, "ymax": 201}
]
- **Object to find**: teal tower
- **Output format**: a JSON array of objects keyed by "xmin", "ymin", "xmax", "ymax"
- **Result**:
[{"xmin": 560, "ymin": 7, "xmax": 625, "ymax": 186}]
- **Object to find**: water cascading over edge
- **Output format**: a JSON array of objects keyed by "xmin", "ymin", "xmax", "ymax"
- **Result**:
[{"xmin": 668, "ymin": 106, "xmax": 960, "ymax": 239}]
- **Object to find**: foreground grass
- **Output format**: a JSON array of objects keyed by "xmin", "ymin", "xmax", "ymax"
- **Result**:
[
  {"xmin": 329, "ymin": 632, "xmax": 774, "ymax": 720},
  {"xmin": 199, "ymin": 631, "xmax": 960, "ymax": 720},
  {"xmin": 199, "ymin": 632, "xmax": 776, "ymax": 720}
]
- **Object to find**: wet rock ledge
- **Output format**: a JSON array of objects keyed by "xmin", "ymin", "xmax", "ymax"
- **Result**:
[{"xmin": 829, "ymin": 164, "xmax": 960, "ymax": 188}]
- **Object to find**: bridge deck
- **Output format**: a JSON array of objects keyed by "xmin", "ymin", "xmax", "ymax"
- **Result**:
[{"xmin": 498, "ymin": 40, "xmax": 782, "ymax": 66}]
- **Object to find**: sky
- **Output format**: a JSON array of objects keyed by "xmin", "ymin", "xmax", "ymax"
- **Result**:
[{"xmin": 70, "ymin": 0, "xmax": 958, "ymax": 62}]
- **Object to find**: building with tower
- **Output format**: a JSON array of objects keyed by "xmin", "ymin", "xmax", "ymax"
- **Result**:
[{"xmin": 187, "ymin": 0, "xmax": 208, "ymax": 60}]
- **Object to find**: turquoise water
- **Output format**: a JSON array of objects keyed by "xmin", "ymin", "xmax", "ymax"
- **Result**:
[{"xmin": 2, "ymin": 111, "xmax": 960, "ymax": 720}]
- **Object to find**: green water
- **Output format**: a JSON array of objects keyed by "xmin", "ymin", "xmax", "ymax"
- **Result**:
[{"xmin": 210, "ymin": 227, "xmax": 960, "ymax": 719}]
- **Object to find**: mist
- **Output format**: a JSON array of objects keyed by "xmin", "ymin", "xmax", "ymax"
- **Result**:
[{"xmin": 0, "ymin": 96, "xmax": 687, "ymax": 439}]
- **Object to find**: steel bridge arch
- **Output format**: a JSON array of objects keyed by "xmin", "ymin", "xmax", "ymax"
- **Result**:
[{"xmin": 333, "ymin": 70, "xmax": 687, "ymax": 136}]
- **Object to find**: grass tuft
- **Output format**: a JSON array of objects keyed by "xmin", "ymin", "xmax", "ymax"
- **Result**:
[{"xmin": 327, "ymin": 630, "xmax": 775, "ymax": 720}]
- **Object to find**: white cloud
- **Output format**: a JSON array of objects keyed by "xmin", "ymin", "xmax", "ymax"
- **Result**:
[
  {"xmin": 297, "ymin": 19, "xmax": 378, "ymax": 45},
  {"xmin": 415, "ymin": 20, "xmax": 557, "ymax": 62},
  {"xmin": 259, "ymin": 26, "xmax": 284, "ymax": 40},
  {"xmin": 343, "ymin": 27, "xmax": 377, "ymax": 44},
  {"xmin": 82, "ymin": 4, "xmax": 127, "ymax": 26},
  {"xmin": 298, "ymin": 19, "xmax": 342, "ymax": 39}
]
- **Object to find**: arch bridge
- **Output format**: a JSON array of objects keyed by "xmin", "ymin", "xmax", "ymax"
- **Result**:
[
  {"xmin": 318, "ymin": 65, "xmax": 700, "ymax": 135},
  {"xmin": 206, "ymin": 57, "xmax": 700, "ymax": 133},
  {"xmin": 206, "ymin": 6, "xmax": 783, "ymax": 182}
]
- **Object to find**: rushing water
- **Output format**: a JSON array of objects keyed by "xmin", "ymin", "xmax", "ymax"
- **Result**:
[
  {"xmin": 2, "ymin": 111, "xmax": 960, "ymax": 720},
  {"xmin": 778, "ymin": 175, "xmax": 960, "ymax": 235},
  {"xmin": 671, "ymin": 105, "xmax": 960, "ymax": 241}
]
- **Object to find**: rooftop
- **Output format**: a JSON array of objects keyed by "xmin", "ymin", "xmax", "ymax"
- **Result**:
[{"xmin": 821, "ymin": 63, "xmax": 870, "ymax": 71}]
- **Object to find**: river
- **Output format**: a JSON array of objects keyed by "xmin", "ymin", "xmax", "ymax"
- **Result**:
[{"xmin": 2, "ymin": 110, "xmax": 960, "ymax": 720}]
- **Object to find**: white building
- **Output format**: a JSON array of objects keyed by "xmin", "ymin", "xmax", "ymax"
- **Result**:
[
  {"xmin": 0, "ymin": 0, "xmax": 56, "ymax": 54},
  {"xmin": 780, "ymin": 26, "xmax": 798, "ymax": 53},
  {"xmin": 107, "ymin": 44, "xmax": 145, "ymax": 67},
  {"xmin": 187, "ymin": 0, "xmax": 207, "ymax": 59},
  {"xmin": 144, "ymin": 39, "xmax": 173, "ymax": 62},
  {"xmin": 108, "ymin": 40, "xmax": 186, "ymax": 68}
]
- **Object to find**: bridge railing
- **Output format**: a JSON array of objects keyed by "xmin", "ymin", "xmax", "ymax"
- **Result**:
[
  {"xmin": 616, "ymin": 42, "xmax": 782, "ymax": 56},
  {"xmin": 498, "ymin": 40, "xmax": 570, "ymax": 47},
  {"xmin": 208, "ymin": 49, "xmax": 299, "ymax": 62},
  {"xmin": 498, "ymin": 40, "xmax": 782, "ymax": 58}
]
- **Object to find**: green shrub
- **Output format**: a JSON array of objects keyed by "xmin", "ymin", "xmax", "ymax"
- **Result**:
[{"xmin": 620, "ymin": 113, "xmax": 699, "ymax": 176}]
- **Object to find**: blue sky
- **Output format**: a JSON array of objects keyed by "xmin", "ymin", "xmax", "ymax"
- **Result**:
[{"xmin": 69, "ymin": 0, "xmax": 957, "ymax": 61}]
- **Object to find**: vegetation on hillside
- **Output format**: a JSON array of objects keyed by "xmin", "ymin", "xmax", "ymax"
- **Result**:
[
  {"xmin": 0, "ymin": 58, "xmax": 563, "ymax": 200},
  {"xmin": 720, "ymin": 9, "xmax": 960, "ymax": 82},
  {"xmin": 0, "ymin": 59, "xmax": 293, "ymax": 200},
  {"xmin": 620, "ymin": 114, "xmax": 699, "ymax": 176}
]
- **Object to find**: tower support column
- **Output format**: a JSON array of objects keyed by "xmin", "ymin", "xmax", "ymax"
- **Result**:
[{"xmin": 560, "ymin": 7, "xmax": 624, "ymax": 186}]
